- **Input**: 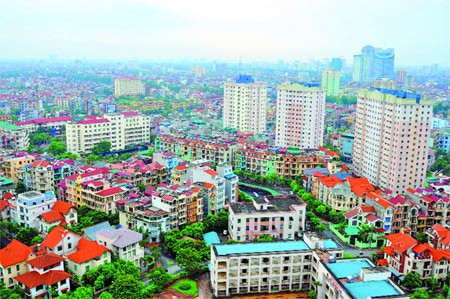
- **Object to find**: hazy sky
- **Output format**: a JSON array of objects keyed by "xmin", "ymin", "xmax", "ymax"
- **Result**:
[{"xmin": 1, "ymin": 0, "xmax": 449, "ymax": 66}]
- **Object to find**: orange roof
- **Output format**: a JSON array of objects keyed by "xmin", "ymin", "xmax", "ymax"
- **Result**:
[
  {"xmin": 191, "ymin": 186, "xmax": 200, "ymax": 192},
  {"xmin": 318, "ymin": 176, "xmax": 344, "ymax": 188},
  {"xmin": 0, "ymin": 239, "xmax": 32, "ymax": 267},
  {"xmin": 412, "ymin": 243, "xmax": 431, "ymax": 254},
  {"xmin": 204, "ymin": 169, "xmax": 219, "ymax": 176},
  {"xmin": 42, "ymin": 227, "xmax": 76, "ymax": 250},
  {"xmin": 360, "ymin": 205, "xmax": 376, "ymax": 213},
  {"xmin": 366, "ymin": 191, "xmax": 392, "ymax": 209},
  {"xmin": 204, "ymin": 182, "xmax": 214, "ymax": 189},
  {"xmin": 27, "ymin": 253, "xmax": 65, "ymax": 269},
  {"xmin": 432, "ymin": 224, "xmax": 449, "ymax": 238},
  {"xmin": 0, "ymin": 200, "xmax": 9, "ymax": 211},
  {"xmin": 176, "ymin": 165, "xmax": 187, "ymax": 171},
  {"xmin": 386, "ymin": 233, "xmax": 417, "ymax": 253},
  {"xmin": 406, "ymin": 188, "xmax": 416, "ymax": 194},
  {"xmin": 383, "ymin": 246, "xmax": 395, "ymax": 256},
  {"xmin": 2, "ymin": 191, "xmax": 14, "ymax": 200},
  {"xmin": 40, "ymin": 210, "xmax": 64, "ymax": 223},
  {"xmin": 347, "ymin": 177, "xmax": 375, "ymax": 196},
  {"xmin": 376, "ymin": 258, "xmax": 389, "ymax": 266},
  {"xmin": 67, "ymin": 238, "xmax": 108, "ymax": 264},
  {"xmin": 51, "ymin": 200, "xmax": 75, "ymax": 215},
  {"xmin": 14, "ymin": 270, "xmax": 71, "ymax": 288},
  {"xmin": 312, "ymin": 171, "xmax": 326, "ymax": 177}
]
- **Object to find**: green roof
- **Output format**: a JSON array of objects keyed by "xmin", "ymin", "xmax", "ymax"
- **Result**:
[
  {"xmin": 277, "ymin": 83, "xmax": 322, "ymax": 91},
  {"xmin": 214, "ymin": 241, "xmax": 309, "ymax": 256},
  {"xmin": 0, "ymin": 121, "xmax": 19, "ymax": 131}
]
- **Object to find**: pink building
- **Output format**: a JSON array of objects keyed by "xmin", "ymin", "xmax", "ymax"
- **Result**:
[
  {"xmin": 275, "ymin": 83, "xmax": 325, "ymax": 149},
  {"xmin": 353, "ymin": 89, "xmax": 433, "ymax": 194}
]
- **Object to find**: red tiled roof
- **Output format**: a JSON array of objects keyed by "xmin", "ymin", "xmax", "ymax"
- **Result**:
[
  {"xmin": 364, "ymin": 214, "xmax": 380, "ymax": 222},
  {"xmin": 383, "ymin": 246, "xmax": 395, "ymax": 256},
  {"xmin": 204, "ymin": 169, "xmax": 219, "ymax": 176},
  {"xmin": 121, "ymin": 111, "xmax": 140, "ymax": 117},
  {"xmin": 78, "ymin": 118, "xmax": 109, "ymax": 125},
  {"xmin": 0, "ymin": 200, "xmax": 9, "ymax": 211},
  {"xmin": 67, "ymin": 239, "xmax": 108, "ymax": 264},
  {"xmin": 42, "ymin": 227, "xmax": 75, "ymax": 250},
  {"xmin": 204, "ymin": 182, "xmax": 214, "ymax": 189},
  {"xmin": 376, "ymin": 258, "xmax": 389, "ymax": 266},
  {"xmin": 2, "ymin": 191, "xmax": 14, "ymax": 200},
  {"xmin": 40, "ymin": 210, "xmax": 64, "ymax": 223},
  {"xmin": 176, "ymin": 165, "xmax": 187, "ymax": 171},
  {"xmin": 366, "ymin": 191, "xmax": 392, "ymax": 209},
  {"xmin": 312, "ymin": 171, "xmax": 326, "ymax": 177},
  {"xmin": 318, "ymin": 176, "xmax": 344, "ymax": 188},
  {"xmin": 386, "ymin": 233, "xmax": 417, "ymax": 253},
  {"xmin": 406, "ymin": 188, "xmax": 416, "ymax": 194},
  {"xmin": 51, "ymin": 200, "xmax": 75, "ymax": 215},
  {"xmin": 27, "ymin": 253, "xmax": 65, "ymax": 269},
  {"xmin": 347, "ymin": 177, "xmax": 375, "ymax": 196},
  {"xmin": 31, "ymin": 160, "xmax": 50, "ymax": 168},
  {"xmin": 412, "ymin": 243, "xmax": 432, "ymax": 254},
  {"xmin": 432, "ymin": 224, "xmax": 449, "ymax": 238},
  {"xmin": 162, "ymin": 194, "xmax": 174, "ymax": 201},
  {"xmin": 0, "ymin": 239, "xmax": 32, "ymax": 267},
  {"xmin": 97, "ymin": 187, "xmax": 124, "ymax": 197},
  {"xmin": 14, "ymin": 270, "xmax": 71, "ymax": 288},
  {"xmin": 360, "ymin": 205, "xmax": 376, "ymax": 213},
  {"xmin": 344, "ymin": 208, "xmax": 359, "ymax": 219},
  {"xmin": 15, "ymin": 116, "xmax": 72, "ymax": 126}
]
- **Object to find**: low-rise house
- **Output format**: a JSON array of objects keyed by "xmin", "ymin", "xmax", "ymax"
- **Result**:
[
  {"xmin": 82, "ymin": 221, "xmax": 114, "ymax": 241},
  {"xmin": 228, "ymin": 194, "xmax": 306, "ymax": 242},
  {"xmin": 0, "ymin": 199, "xmax": 10, "ymax": 222},
  {"xmin": 0, "ymin": 239, "xmax": 34, "ymax": 287},
  {"xmin": 10, "ymin": 191, "xmax": 57, "ymax": 229},
  {"xmin": 96, "ymin": 228, "xmax": 143, "ymax": 266},
  {"xmin": 38, "ymin": 200, "xmax": 77, "ymax": 233},
  {"xmin": 66, "ymin": 239, "xmax": 110, "ymax": 277},
  {"xmin": 41, "ymin": 227, "xmax": 82, "ymax": 256},
  {"xmin": 4, "ymin": 156, "xmax": 35, "ymax": 181},
  {"xmin": 14, "ymin": 253, "xmax": 71, "ymax": 298}
]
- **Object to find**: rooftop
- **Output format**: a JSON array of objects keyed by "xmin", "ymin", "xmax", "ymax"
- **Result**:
[
  {"xmin": 327, "ymin": 259, "xmax": 372, "ymax": 278},
  {"xmin": 277, "ymin": 83, "xmax": 322, "ymax": 92},
  {"xmin": 214, "ymin": 241, "xmax": 309, "ymax": 256},
  {"xmin": 96, "ymin": 228, "xmax": 142, "ymax": 248},
  {"xmin": 203, "ymin": 231, "xmax": 221, "ymax": 247},
  {"xmin": 345, "ymin": 280, "xmax": 402, "ymax": 299}
]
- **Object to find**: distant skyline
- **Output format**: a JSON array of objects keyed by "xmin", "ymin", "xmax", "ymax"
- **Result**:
[{"xmin": 1, "ymin": 0, "xmax": 449, "ymax": 66}]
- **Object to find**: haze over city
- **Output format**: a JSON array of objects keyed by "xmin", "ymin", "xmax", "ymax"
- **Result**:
[{"xmin": 1, "ymin": 0, "xmax": 449, "ymax": 65}]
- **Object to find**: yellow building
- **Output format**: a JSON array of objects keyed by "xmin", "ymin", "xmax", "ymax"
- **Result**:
[
  {"xmin": 321, "ymin": 68, "xmax": 340, "ymax": 97},
  {"xmin": 114, "ymin": 76, "xmax": 144, "ymax": 97},
  {"xmin": 0, "ymin": 239, "xmax": 35, "ymax": 287},
  {"xmin": 4, "ymin": 156, "xmax": 35, "ymax": 181}
]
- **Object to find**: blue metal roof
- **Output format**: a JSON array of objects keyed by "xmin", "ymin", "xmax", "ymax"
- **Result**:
[
  {"xmin": 235, "ymin": 75, "xmax": 255, "ymax": 84},
  {"xmin": 203, "ymin": 231, "xmax": 221, "ymax": 246},
  {"xmin": 371, "ymin": 87, "xmax": 421, "ymax": 103}
]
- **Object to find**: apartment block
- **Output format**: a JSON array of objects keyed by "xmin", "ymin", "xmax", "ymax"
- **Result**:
[
  {"xmin": 353, "ymin": 89, "xmax": 433, "ymax": 194},
  {"xmin": 4, "ymin": 156, "xmax": 35, "ymax": 181},
  {"xmin": 155, "ymin": 134, "xmax": 239, "ymax": 165},
  {"xmin": 15, "ymin": 116, "xmax": 72, "ymax": 136},
  {"xmin": 0, "ymin": 122, "xmax": 29, "ymax": 150},
  {"xmin": 114, "ymin": 76, "xmax": 144, "ymax": 97},
  {"xmin": 66, "ymin": 111, "xmax": 151, "ymax": 154},
  {"xmin": 321, "ymin": 68, "xmax": 340, "ymax": 97},
  {"xmin": 228, "ymin": 194, "xmax": 306, "ymax": 242},
  {"xmin": 23, "ymin": 160, "xmax": 55, "ymax": 194},
  {"xmin": 234, "ymin": 145, "xmax": 328, "ymax": 180},
  {"xmin": 275, "ymin": 83, "xmax": 325, "ymax": 149},
  {"xmin": 223, "ymin": 75, "xmax": 267, "ymax": 134}
]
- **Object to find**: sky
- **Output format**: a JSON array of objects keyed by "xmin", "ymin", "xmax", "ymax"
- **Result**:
[{"xmin": 1, "ymin": 0, "xmax": 449, "ymax": 66}]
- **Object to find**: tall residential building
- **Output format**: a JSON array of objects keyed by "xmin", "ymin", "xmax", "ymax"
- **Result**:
[
  {"xmin": 329, "ymin": 57, "xmax": 344, "ymax": 71},
  {"xmin": 353, "ymin": 89, "xmax": 433, "ymax": 194},
  {"xmin": 321, "ymin": 68, "xmax": 340, "ymax": 97},
  {"xmin": 66, "ymin": 111, "xmax": 151, "ymax": 154},
  {"xmin": 223, "ymin": 75, "xmax": 267, "ymax": 134},
  {"xmin": 352, "ymin": 45, "xmax": 395, "ymax": 83},
  {"xmin": 114, "ymin": 76, "xmax": 144, "ymax": 97},
  {"xmin": 275, "ymin": 83, "xmax": 326, "ymax": 149},
  {"xmin": 396, "ymin": 69, "xmax": 407, "ymax": 84},
  {"xmin": 372, "ymin": 78, "xmax": 397, "ymax": 90}
]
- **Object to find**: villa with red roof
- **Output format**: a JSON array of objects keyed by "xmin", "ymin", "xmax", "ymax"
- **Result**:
[
  {"xmin": 0, "ymin": 239, "xmax": 34, "ymax": 287},
  {"xmin": 66, "ymin": 238, "xmax": 110, "ymax": 277},
  {"xmin": 14, "ymin": 253, "xmax": 71, "ymax": 298},
  {"xmin": 41, "ymin": 227, "xmax": 82, "ymax": 256},
  {"xmin": 38, "ymin": 200, "xmax": 77, "ymax": 233}
]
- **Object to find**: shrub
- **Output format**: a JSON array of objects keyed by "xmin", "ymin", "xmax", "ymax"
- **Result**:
[{"xmin": 179, "ymin": 282, "xmax": 191, "ymax": 290}]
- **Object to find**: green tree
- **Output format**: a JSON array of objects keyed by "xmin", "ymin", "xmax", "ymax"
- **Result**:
[
  {"xmin": 176, "ymin": 247, "xmax": 203, "ymax": 277},
  {"xmin": 94, "ymin": 274, "xmax": 105, "ymax": 291},
  {"xmin": 357, "ymin": 224, "xmax": 377, "ymax": 248},
  {"xmin": 15, "ymin": 227, "xmax": 40, "ymax": 246},
  {"xmin": 253, "ymin": 234, "xmax": 276, "ymax": 242},
  {"xmin": 307, "ymin": 290, "xmax": 317, "ymax": 298},
  {"xmin": 316, "ymin": 205, "xmax": 327, "ymax": 218},
  {"xmin": 328, "ymin": 210, "xmax": 337, "ymax": 223},
  {"xmin": 416, "ymin": 232, "xmax": 428, "ymax": 244},
  {"xmin": 98, "ymin": 292, "xmax": 114, "ymax": 299},
  {"xmin": 48, "ymin": 139, "xmax": 67, "ymax": 156},
  {"xmin": 31, "ymin": 235, "xmax": 44, "ymax": 245},
  {"xmin": 15, "ymin": 181, "xmax": 26, "ymax": 194},
  {"xmin": 316, "ymin": 224, "xmax": 327, "ymax": 235},
  {"xmin": 410, "ymin": 289, "xmax": 431, "ymax": 299},
  {"xmin": 403, "ymin": 271, "xmax": 423, "ymax": 291},
  {"xmin": 427, "ymin": 275, "xmax": 439, "ymax": 291},
  {"xmin": 92, "ymin": 140, "xmax": 112, "ymax": 154},
  {"xmin": 147, "ymin": 266, "xmax": 172, "ymax": 293},
  {"xmin": 55, "ymin": 286, "xmax": 94, "ymax": 299},
  {"xmin": 109, "ymin": 274, "xmax": 144, "ymax": 299}
]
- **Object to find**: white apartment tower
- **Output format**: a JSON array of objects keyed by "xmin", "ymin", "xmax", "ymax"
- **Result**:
[
  {"xmin": 353, "ymin": 89, "xmax": 433, "ymax": 194},
  {"xmin": 114, "ymin": 76, "xmax": 144, "ymax": 97},
  {"xmin": 275, "ymin": 83, "xmax": 326, "ymax": 149},
  {"xmin": 223, "ymin": 75, "xmax": 267, "ymax": 134}
]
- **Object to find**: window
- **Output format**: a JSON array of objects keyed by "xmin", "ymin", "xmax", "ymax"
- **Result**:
[{"xmin": 57, "ymin": 246, "xmax": 63, "ymax": 251}]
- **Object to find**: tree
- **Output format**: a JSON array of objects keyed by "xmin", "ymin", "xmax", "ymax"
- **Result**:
[
  {"xmin": 316, "ymin": 224, "xmax": 327, "ymax": 235},
  {"xmin": 253, "ymin": 234, "xmax": 276, "ymax": 242},
  {"xmin": 316, "ymin": 205, "xmax": 327, "ymax": 218},
  {"xmin": 402, "ymin": 271, "xmax": 423, "ymax": 291},
  {"xmin": 426, "ymin": 275, "xmax": 439, "ymax": 291},
  {"xmin": 357, "ymin": 224, "xmax": 377, "ymax": 248},
  {"xmin": 109, "ymin": 274, "xmax": 144, "ymax": 299},
  {"xmin": 92, "ymin": 140, "xmax": 111, "ymax": 154},
  {"xmin": 410, "ymin": 289, "xmax": 430, "ymax": 299},
  {"xmin": 328, "ymin": 210, "xmax": 337, "ymax": 223},
  {"xmin": 176, "ymin": 247, "xmax": 203, "ymax": 277},
  {"xmin": 48, "ymin": 140, "xmax": 67, "ymax": 156},
  {"xmin": 307, "ymin": 290, "xmax": 317, "ymax": 298},
  {"xmin": 55, "ymin": 286, "xmax": 94, "ymax": 299},
  {"xmin": 31, "ymin": 235, "xmax": 44, "ymax": 245},
  {"xmin": 416, "ymin": 232, "xmax": 428, "ymax": 244},
  {"xmin": 98, "ymin": 292, "xmax": 114, "ymax": 299},
  {"xmin": 15, "ymin": 227, "xmax": 40, "ymax": 246},
  {"xmin": 147, "ymin": 266, "xmax": 172, "ymax": 293},
  {"xmin": 15, "ymin": 181, "xmax": 26, "ymax": 194}
]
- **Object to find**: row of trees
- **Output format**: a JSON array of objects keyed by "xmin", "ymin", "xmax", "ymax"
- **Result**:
[
  {"xmin": 0, "ymin": 221, "xmax": 42, "ymax": 247},
  {"xmin": 234, "ymin": 169, "xmax": 298, "ymax": 186},
  {"xmin": 64, "ymin": 205, "xmax": 119, "ymax": 234},
  {"xmin": 404, "ymin": 271, "xmax": 449, "ymax": 299}
]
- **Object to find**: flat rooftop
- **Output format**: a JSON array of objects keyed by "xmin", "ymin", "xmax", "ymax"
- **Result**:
[
  {"xmin": 230, "ymin": 194, "xmax": 305, "ymax": 214},
  {"xmin": 345, "ymin": 280, "xmax": 402, "ymax": 299},
  {"xmin": 323, "ymin": 239, "xmax": 339, "ymax": 249},
  {"xmin": 327, "ymin": 259, "xmax": 372, "ymax": 278},
  {"xmin": 214, "ymin": 241, "xmax": 309, "ymax": 256}
]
